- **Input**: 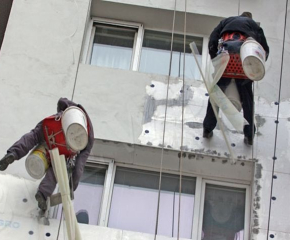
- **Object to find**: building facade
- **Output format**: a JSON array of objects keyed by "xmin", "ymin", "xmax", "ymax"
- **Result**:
[{"xmin": 0, "ymin": 0, "xmax": 289, "ymax": 239}]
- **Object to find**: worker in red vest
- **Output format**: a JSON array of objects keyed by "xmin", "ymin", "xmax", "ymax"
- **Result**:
[
  {"xmin": 0, "ymin": 98, "xmax": 94, "ymax": 210},
  {"xmin": 203, "ymin": 12, "xmax": 269, "ymax": 145}
]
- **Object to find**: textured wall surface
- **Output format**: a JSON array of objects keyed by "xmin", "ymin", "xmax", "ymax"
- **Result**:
[
  {"xmin": 0, "ymin": 0, "xmax": 91, "ymax": 178},
  {"xmin": 0, "ymin": 0, "xmax": 289, "ymax": 239}
]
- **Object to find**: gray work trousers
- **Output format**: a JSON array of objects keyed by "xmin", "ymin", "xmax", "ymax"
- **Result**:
[{"xmin": 7, "ymin": 120, "xmax": 87, "ymax": 199}]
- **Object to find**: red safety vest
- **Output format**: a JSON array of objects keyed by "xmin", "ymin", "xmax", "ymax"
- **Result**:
[{"xmin": 42, "ymin": 115, "xmax": 77, "ymax": 159}]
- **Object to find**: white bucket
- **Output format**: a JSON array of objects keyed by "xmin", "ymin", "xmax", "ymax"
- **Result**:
[
  {"xmin": 240, "ymin": 39, "xmax": 266, "ymax": 81},
  {"xmin": 224, "ymin": 79, "xmax": 242, "ymax": 112},
  {"xmin": 61, "ymin": 106, "xmax": 88, "ymax": 152},
  {"xmin": 25, "ymin": 143, "xmax": 50, "ymax": 179}
]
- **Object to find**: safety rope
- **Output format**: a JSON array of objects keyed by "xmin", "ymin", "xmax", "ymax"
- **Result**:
[
  {"xmin": 56, "ymin": 209, "xmax": 63, "ymax": 240},
  {"xmin": 177, "ymin": 0, "xmax": 187, "ymax": 239},
  {"xmin": 55, "ymin": 157, "xmax": 74, "ymax": 240},
  {"xmin": 252, "ymin": 85, "xmax": 255, "ymax": 160},
  {"xmin": 266, "ymin": 0, "xmax": 288, "ymax": 239},
  {"xmin": 154, "ymin": 0, "xmax": 177, "ymax": 239},
  {"xmin": 71, "ymin": 0, "xmax": 91, "ymax": 102}
]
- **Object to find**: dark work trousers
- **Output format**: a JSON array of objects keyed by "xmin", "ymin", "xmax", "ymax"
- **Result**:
[{"xmin": 203, "ymin": 77, "xmax": 256, "ymax": 138}]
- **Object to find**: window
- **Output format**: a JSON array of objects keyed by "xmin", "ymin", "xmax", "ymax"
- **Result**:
[
  {"xmin": 89, "ymin": 24, "xmax": 137, "ymax": 70},
  {"xmin": 87, "ymin": 19, "xmax": 143, "ymax": 71},
  {"xmin": 85, "ymin": 19, "xmax": 204, "ymax": 79},
  {"xmin": 56, "ymin": 164, "xmax": 107, "ymax": 225},
  {"xmin": 74, "ymin": 165, "xmax": 107, "ymax": 224},
  {"xmin": 54, "ymin": 158, "xmax": 250, "ymax": 240},
  {"xmin": 139, "ymin": 30, "xmax": 203, "ymax": 80},
  {"xmin": 199, "ymin": 181, "xmax": 250, "ymax": 240},
  {"xmin": 108, "ymin": 167, "xmax": 196, "ymax": 239}
]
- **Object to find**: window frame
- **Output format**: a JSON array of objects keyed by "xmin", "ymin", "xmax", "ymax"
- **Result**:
[
  {"xmin": 138, "ymin": 28, "xmax": 205, "ymax": 79},
  {"xmin": 84, "ymin": 17, "xmax": 144, "ymax": 71},
  {"xmin": 104, "ymin": 163, "xmax": 251, "ymax": 240},
  {"xmin": 60, "ymin": 159, "xmax": 251, "ymax": 240},
  {"xmin": 83, "ymin": 18, "xmax": 208, "ymax": 80},
  {"xmin": 197, "ymin": 179, "xmax": 251, "ymax": 240},
  {"xmin": 107, "ymin": 163, "xmax": 197, "ymax": 237},
  {"xmin": 51, "ymin": 156, "xmax": 114, "ymax": 226}
]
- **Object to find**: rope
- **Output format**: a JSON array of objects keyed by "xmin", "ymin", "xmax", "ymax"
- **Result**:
[
  {"xmin": 177, "ymin": 0, "xmax": 187, "ymax": 239},
  {"xmin": 71, "ymin": 0, "xmax": 91, "ymax": 102},
  {"xmin": 56, "ymin": 208, "xmax": 63, "ymax": 240},
  {"xmin": 154, "ymin": 0, "xmax": 177, "ymax": 238},
  {"xmin": 266, "ymin": 0, "xmax": 288, "ymax": 239},
  {"xmin": 56, "ymin": 163, "xmax": 74, "ymax": 240},
  {"xmin": 252, "ymin": 84, "xmax": 255, "ymax": 160}
]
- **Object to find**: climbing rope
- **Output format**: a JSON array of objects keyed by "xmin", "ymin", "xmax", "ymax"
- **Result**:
[
  {"xmin": 154, "ymin": 0, "xmax": 177, "ymax": 239},
  {"xmin": 177, "ymin": 0, "xmax": 187, "ymax": 239},
  {"xmin": 266, "ymin": 0, "xmax": 288, "ymax": 239}
]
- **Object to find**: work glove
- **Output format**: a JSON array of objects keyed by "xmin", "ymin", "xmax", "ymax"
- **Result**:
[{"xmin": 0, "ymin": 153, "xmax": 15, "ymax": 171}]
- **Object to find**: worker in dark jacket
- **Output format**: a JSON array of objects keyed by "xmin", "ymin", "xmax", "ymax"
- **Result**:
[
  {"xmin": 203, "ymin": 12, "xmax": 269, "ymax": 145},
  {"xmin": 0, "ymin": 98, "xmax": 94, "ymax": 210}
]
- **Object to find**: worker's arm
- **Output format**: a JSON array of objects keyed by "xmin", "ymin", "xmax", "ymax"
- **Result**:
[
  {"xmin": 258, "ymin": 27, "xmax": 270, "ymax": 60},
  {"xmin": 7, "ymin": 120, "xmax": 44, "ymax": 159},
  {"xmin": 71, "ymin": 117, "xmax": 94, "ymax": 190},
  {"xmin": 208, "ymin": 21, "xmax": 224, "ymax": 59}
]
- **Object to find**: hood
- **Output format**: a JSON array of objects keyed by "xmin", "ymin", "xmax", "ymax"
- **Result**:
[{"xmin": 57, "ymin": 97, "xmax": 78, "ymax": 112}]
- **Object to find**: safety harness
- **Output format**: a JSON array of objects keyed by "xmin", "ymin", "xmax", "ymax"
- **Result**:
[{"xmin": 220, "ymin": 32, "xmax": 248, "ymax": 79}]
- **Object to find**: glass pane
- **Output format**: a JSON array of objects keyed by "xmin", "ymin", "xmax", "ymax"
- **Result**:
[
  {"xmin": 57, "ymin": 165, "xmax": 106, "ymax": 225},
  {"xmin": 108, "ymin": 167, "xmax": 195, "ymax": 238},
  {"xmin": 202, "ymin": 184, "xmax": 246, "ymax": 240},
  {"xmin": 90, "ymin": 24, "xmax": 136, "ymax": 70},
  {"xmin": 139, "ymin": 30, "xmax": 203, "ymax": 79}
]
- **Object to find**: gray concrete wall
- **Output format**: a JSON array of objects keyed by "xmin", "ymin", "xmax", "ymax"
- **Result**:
[
  {"xmin": 0, "ymin": 0, "xmax": 289, "ymax": 239},
  {"xmin": 0, "ymin": 0, "xmax": 91, "ymax": 178}
]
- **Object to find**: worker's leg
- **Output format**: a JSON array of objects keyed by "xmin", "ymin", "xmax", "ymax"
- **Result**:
[
  {"xmin": 236, "ymin": 80, "xmax": 256, "ymax": 142},
  {"xmin": 38, "ymin": 167, "xmax": 57, "ymax": 198},
  {"xmin": 203, "ymin": 100, "xmax": 217, "ymax": 135},
  {"xmin": 203, "ymin": 77, "xmax": 230, "ymax": 137},
  {"xmin": 36, "ymin": 167, "xmax": 57, "ymax": 210}
]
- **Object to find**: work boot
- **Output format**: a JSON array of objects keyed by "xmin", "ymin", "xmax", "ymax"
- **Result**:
[
  {"xmin": 244, "ymin": 136, "xmax": 253, "ymax": 146},
  {"xmin": 203, "ymin": 129, "xmax": 213, "ymax": 139},
  {"xmin": 35, "ymin": 191, "xmax": 47, "ymax": 211},
  {"xmin": 0, "ymin": 153, "xmax": 15, "ymax": 171}
]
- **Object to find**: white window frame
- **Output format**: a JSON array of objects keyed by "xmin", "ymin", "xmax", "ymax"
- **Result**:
[
  {"xmin": 59, "ymin": 159, "xmax": 251, "ymax": 239},
  {"xmin": 87, "ymin": 156, "xmax": 115, "ymax": 226},
  {"xmin": 138, "ymin": 27, "xmax": 206, "ymax": 80},
  {"xmin": 82, "ymin": 18, "xmax": 208, "ymax": 79},
  {"xmin": 51, "ymin": 156, "xmax": 114, "ymax": 225},
  {"xmin": 83, "ymin": 17, "xmax": 144, "ymax": 71},
  {"xmin": 107, "ymin": 163, "xmax": 199, "ymax": 239},
  {"xmin": 197, "ymin": 179, "xmax": 251, "ymax": 240}
]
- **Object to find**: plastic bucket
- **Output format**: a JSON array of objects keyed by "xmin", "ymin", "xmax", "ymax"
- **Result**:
[
  {"xmin": 240, "ymin": 39, "xmax": 266, "ymax": 81},
  {"xmin": 61, "ymin": 106, "xmax": 88, "ymax": 151},
  {"xmin": 25, "ymin": 143, "xmax": 50, "ymax": 179},
  {"xmin": 224, "ymin": 79, "xmax": 242, "ymax": 112}
]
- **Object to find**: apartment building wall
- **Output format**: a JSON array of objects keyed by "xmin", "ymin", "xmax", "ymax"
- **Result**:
[{"xmin": 0, "ymin": 0, "xmax": 289, "ymax": 239}]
